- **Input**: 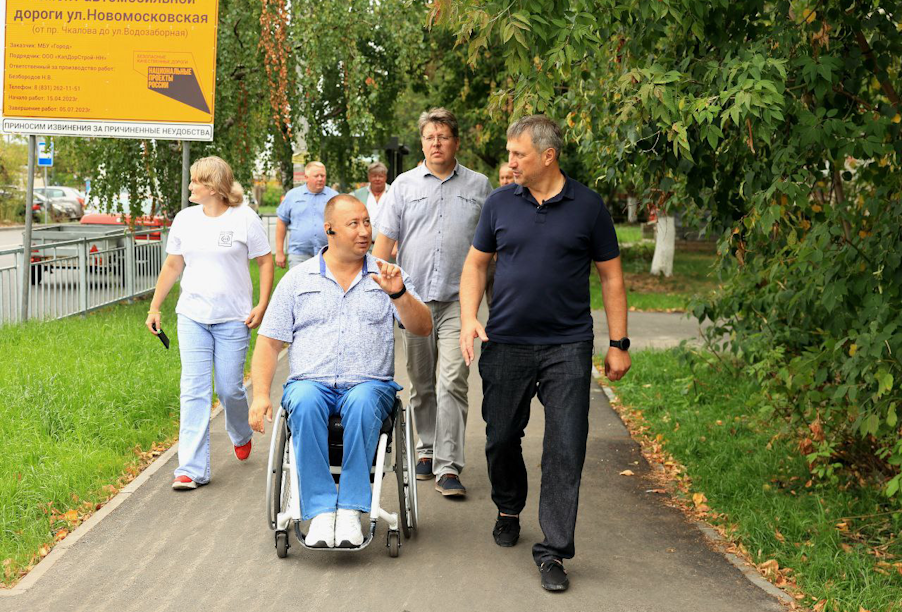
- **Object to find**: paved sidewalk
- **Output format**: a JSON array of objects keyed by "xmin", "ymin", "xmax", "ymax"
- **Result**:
[{"xmin": 1, "ymin": 314, "xmax": 782, "ymax": 612}]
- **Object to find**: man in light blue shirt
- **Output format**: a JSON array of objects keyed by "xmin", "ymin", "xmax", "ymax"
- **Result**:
[
  {"xmin": 275, "ymin": 161, "xmax": 338, "ymax": 268},
  {"xmin": 250, "ymin": 194, "xmax": 432, "ymax": 549}
]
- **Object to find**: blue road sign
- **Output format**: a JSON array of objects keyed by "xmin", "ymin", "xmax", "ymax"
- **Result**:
[{"xmin": 37, "ymin": 138, "xmax": 54, "ymax": 167}]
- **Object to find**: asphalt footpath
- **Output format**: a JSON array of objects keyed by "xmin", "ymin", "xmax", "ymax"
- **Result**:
[{"xmin": 1, "ymin": 312, "xmax": 783, "ymax": 612}]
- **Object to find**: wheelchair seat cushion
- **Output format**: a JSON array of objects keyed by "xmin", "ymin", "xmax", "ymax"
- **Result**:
[{"xmin": 327, "ymin": 413, "xmax": 395, "ymax": 446}]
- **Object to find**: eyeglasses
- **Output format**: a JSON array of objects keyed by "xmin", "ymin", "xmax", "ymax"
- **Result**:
[{"xmin": 421, "ymin": 135, "xmax": 453, "ymax": 144}]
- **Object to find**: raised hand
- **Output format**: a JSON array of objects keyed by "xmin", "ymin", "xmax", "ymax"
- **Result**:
[{"xmin": 370, "ymin": 260, "xmax": 404, "ymax": 295}]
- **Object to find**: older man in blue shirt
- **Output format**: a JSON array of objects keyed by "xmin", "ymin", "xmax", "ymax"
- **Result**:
[
  {"xmin": 250, "ymin": 194, "xmax": 432, "ymax": 549},
  {"xmin": 275, "ymin": 161, "xmax": 339, "ymax": 269}
]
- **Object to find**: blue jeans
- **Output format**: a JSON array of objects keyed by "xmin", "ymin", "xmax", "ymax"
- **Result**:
[
  {"xmin": 175, "ymin": 315, "xmax": 254, "ymax": 484},
  {"xmin": 282, "ymin": 379, "xmax": 400, "ymax": 520}
]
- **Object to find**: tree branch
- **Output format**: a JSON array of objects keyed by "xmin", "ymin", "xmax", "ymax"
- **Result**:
[{"xmin": 855, "ymin": 30, "xmax": 901, "ymax": 110}]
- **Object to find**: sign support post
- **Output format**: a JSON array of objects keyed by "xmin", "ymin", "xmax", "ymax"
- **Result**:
[
  {"xmin": 20, "ymin": 134, "xmax": 35, "ymax": 322},
  {"xmin": 182, "ymin": 141, "xmax": 190, "ymax": 210}
]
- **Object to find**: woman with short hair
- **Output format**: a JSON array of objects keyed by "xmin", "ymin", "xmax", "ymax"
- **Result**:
[{"xmin": 146, "ymin": 155, "xmax": 274, "ymax": 490}]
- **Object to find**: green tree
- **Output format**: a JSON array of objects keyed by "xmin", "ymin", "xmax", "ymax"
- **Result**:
[
  {"xmin": 289, "ymin": 0, "xmax": 426, "ymax": 187},
  {"xmin": 436, "ymin": 0, "xmax": 902, "ymax": 495}
]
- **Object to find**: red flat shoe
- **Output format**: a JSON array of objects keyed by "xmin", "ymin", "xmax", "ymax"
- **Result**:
[{"xmin": 234, "ymin": 440, "xmax": 252, "ymax": 461}]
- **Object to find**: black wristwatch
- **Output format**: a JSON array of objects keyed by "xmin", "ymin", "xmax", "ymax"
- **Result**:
[
  {"xmin": 388, "ymin": 285, "xmax": 407, "ymax": 300},
  {"xmin": 610, "ymin": 337, "xmax": 631, "ymax": 351}
]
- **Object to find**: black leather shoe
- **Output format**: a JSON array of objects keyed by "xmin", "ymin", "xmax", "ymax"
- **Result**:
[
  {"xmin": 492, "ymin": 515, "xmax": 520, "ymax": 547},
  {"xmin": 539, "ymin": 560, "xmax": 569, "ymax": 592}
]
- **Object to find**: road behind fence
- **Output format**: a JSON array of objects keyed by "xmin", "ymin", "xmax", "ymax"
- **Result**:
[{"xmin": 0, "ymin": 214, "xmax": 281, "ymax": 327}]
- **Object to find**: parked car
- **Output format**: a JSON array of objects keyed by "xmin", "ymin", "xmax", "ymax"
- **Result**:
[
  {"xmin": 35, "ymin": 186, "xmax": 85, "ymax": 220},
  {"xmin": 81, "ymin": 194, "xmax": 170, "ymax": 241}
]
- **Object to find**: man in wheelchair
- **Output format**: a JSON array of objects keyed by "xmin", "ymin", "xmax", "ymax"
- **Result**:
[{"xmin": 249, "ymin": 194, "xmax": 433, "ymax": 548}]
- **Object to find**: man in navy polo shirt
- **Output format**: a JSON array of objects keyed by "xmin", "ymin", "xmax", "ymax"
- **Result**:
[{"xmin": 459, "ymin": 115, "xmax": 631, "ymax": 592}]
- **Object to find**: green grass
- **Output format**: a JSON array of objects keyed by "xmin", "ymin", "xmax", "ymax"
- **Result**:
[
  {"xmin": 257, "ymin": 205, "xmax": 278, "ymax": 216},
  {"xmin": 614, "ymin": 224, "xmax": 646, "ymax": 244},
  {"xmin": 591, "ymin": 246, "xmax": 720, "ymax": 311},
  {"xmin": 0, "ymin": 261, "xmax": 286, "ymax": 584},
  {"xmin": 609, "ymin": 349, "xmax": 902, "ymax": 612}
]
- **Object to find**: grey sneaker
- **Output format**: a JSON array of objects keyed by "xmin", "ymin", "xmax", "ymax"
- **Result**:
[
  {"xmin": 434, "ymin": 474, "xmax": 466, "ymax": 497},
  {"xmin": 415, "ymin": 458, "xmax": 433, "ymax": 481}
]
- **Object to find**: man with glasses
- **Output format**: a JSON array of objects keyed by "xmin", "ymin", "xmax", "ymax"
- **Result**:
[{"xmin": 373, "ymin": 108, "xmax": 492, "ymax": 497}]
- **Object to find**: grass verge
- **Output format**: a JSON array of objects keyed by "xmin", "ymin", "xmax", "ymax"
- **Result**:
[
  {"xmin": 591, "ymin": 245, "xmax": 720, "ymax": 312},
  {"xmin": 0, "ymin": 261, "xmax": 286, "ymax": 586},
  {"xmin": 605, "ymin": 349, "xmax": 902, "ymax": 612},
  {"xmin": 614, "ymin": 224, "xmax": 646, "ymax": 244}
]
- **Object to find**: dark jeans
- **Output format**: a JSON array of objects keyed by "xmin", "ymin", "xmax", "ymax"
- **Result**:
[{"xmin": 479, "ymin": 339, "xmax": 593, "ymax": 566}]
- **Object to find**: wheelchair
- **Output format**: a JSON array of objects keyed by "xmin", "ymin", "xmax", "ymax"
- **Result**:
[{"xmin": 265, "ymin": 397, "xmax": 418, "ymax": 558}]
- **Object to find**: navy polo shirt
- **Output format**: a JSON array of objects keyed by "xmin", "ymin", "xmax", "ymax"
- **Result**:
[{"xmin": 472, "ymin": 173, "xmax": 619, "ymax": 344}]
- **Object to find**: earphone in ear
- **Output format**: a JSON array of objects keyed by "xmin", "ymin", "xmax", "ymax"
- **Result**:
[{"xmin": 326, "ymin": 227, "xmax": 336, "ymax": 235}]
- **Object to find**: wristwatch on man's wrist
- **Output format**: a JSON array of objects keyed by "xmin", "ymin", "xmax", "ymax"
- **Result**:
[
  {"xmin": 610, "ymin": 337, "xmax": 631, "ymax": 351},
  {"xmin": 388, "ymin": 285, "xmax": 407, "ymax": 300}
]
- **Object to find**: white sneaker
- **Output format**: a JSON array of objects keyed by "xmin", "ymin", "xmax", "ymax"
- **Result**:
[
  {"xmin": 334, "ymin": 509, "xmax": 364, "ymax": 548},
  {"xmin": 305, "ymin": 512, "xmax": 335, "ymax": 548}
]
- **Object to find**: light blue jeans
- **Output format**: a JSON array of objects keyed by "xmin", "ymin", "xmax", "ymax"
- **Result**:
[
  {"xmin": 175, "ymin": 315, "xmax": 253, "ymax": 484},
  {"xmin": 282, "ymin": 379, "xmax": 401, "ymax": 520}
]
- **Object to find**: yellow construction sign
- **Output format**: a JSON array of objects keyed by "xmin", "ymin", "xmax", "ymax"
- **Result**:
[{"xmin": 0, "ymin": 0, "xmax": 219, "ymax": 140}]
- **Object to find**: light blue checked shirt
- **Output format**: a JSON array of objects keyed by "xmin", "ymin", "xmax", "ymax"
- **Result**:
[
  {"xmin": 258, "ymin": 248, "xmax": 420, "ymax": 388},
  {"xmin": 374, "ymin": 161, "xmax": 491, "ymax": 302}
]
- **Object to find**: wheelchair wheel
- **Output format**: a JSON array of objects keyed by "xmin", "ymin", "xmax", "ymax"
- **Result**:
[
  {"xmin": 394, "ymin": 404, "xmax": 411, "ymax": 539},
  {"xmin": 266, "ymin": 409, "xmax": 289, "ymax": 530},
  {"xmin": 405, "ymin": 403, "xmax": 419, "ymax": 532},
  {"xmin": 387, "ymin": 530, "xmax": 400, "ymax": 558},
  {"xmin": 275, "ymin": 530, "xmax": 289, "ymax": 558}
]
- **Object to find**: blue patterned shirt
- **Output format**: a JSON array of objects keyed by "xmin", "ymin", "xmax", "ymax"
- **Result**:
[
  {"xmin": 276, "ymin": 184, "xmax": 339, "ymax": 256},
  {"xmin": 258, "ymin": 249, "xmax": 420, "ymax": 388}
]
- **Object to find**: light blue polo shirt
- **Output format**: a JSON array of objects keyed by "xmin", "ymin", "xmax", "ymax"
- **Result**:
[
  {"xmin": 276, "ymin": 184, "xmax": 339, "ymax": 256},
  {"xmin": 258, "ymin": 249, "xmax": 421, "ymax": 389}
]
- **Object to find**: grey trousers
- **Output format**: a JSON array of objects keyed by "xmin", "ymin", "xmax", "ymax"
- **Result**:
[
  {"xmin": 402, "ymin": 300, "xmax": 470, "ymax": 479},
  {"xmin": 288, "ymin": 253, "xmax": 314, "ymax": 269}
]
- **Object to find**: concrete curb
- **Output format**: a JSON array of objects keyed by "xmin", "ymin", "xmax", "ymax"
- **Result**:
[
  {"xmin": 1, "ymin": 348, "xmax": 287, "ymax": 597},
  {"xmin": 590, "ymin": 365, "xmax": 795, "ymax": 607}
]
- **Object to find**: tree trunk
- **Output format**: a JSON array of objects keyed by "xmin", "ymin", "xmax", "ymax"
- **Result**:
[
  {"xmin": 627, "ymin": 195, "xmax": 638, "ymax": 224},
  {"xmin": 650, "ymin": 214, "xmax": 675, "ymax": 277}
]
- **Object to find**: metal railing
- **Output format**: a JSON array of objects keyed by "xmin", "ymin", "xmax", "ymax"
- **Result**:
[
  {"xmin": 0, "ymin": 227, "xmax": 169, "ymax": 326},
  {"xmin": 0, "ymin": 214, "xmax": 281, "ymax": 328}
]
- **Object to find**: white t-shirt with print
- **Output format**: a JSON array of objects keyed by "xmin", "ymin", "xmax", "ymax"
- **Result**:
[{"xmin": 166, "ymin": 204, "xmax": 271, "ymax": 324}]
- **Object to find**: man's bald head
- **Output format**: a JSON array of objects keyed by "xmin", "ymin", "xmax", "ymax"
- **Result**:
[{"xmin": 324, "ymin": 194, "xmax": 366, "ymax": 224}]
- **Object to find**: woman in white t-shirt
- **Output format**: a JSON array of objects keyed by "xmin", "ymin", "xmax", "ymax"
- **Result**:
[{"xmin": 145, "ymin": 156, "xmax": 274, "ymax": 491}]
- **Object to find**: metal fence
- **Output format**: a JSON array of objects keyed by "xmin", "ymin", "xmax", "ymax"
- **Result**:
[
  {"xmin": 0, "ymin": 227, "xmax": 169, "ymax": 327},
  {"xmin": 0, "ymin": 215, "xmax": 282, "ymax": 328}
]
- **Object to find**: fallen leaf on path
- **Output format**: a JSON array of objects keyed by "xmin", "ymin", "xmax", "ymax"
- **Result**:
[
  {"xmin": 813, "ymin": 600, "xmax": 826, "ymax": 612},
  {"xmin": 54, "ymin": 530, "xmax": 68, "ymax": 542},
  {"xmin": 775, "ymin": 529, "xmax": 786, "ymax": 543},
  {"xmin": 692, "ymin": 492, "xmax": 707, "ymax": 506},
  {"xmin": 619, "ymin": 470, "xmax": 635, "ymax": 476},
  {"xmin": 646, "ymin": 489, "xmax": 667, "ymax": 494},
  {"xmin": 38, "ymin": 545, "xmax": 50, "ymax": 558}
]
